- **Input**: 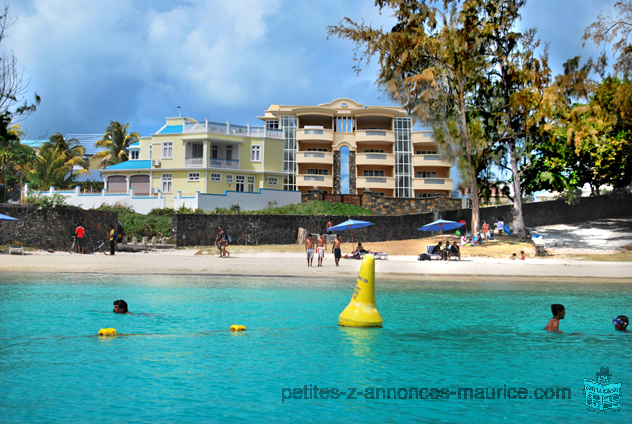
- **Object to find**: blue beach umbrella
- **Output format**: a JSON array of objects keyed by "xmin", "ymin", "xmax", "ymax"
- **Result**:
[
  {"xmin": 327, "ymin": 219, "xmax": 374, "ymax": 244},
  {"xmin": 418, "ymin": 219, "xmax": 461, "ymax": 241},
  {"xmin": 0, "ymin": 213, "xmax": 18, "ymax": 221}
]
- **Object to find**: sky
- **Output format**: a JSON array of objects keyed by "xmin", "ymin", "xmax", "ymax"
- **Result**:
[{"xmin": 8, "ymin": 0, "xmax": 619, "ymax": 141}]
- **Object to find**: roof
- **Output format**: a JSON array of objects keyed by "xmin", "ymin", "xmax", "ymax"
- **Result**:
[
  {"xmin": 103, "ymin": 160, "xmax": 151, "ymax": 170},
  {"xmin": 129, "ymin": 142, "xmax": 140, "ymax": 148},
  {"xmin": 158, "ymin": 125, "xmax": 183, "ymax": 134},
  {"xmin": 20, "ymin": 140, "xmax": 47, "ymax": 148},
  {"xmin": 65, "ymin": 134, "xmax": 105, "ymax": 156}
]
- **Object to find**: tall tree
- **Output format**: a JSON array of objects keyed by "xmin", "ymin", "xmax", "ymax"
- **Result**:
[
  {"xmin": 328, "ymin": 0, "xmax": 487, "ymax": 231},
  {"xmin": 475, "ymin": 0, "xmax": 552, "ymax": 238},
  {"xmin": 94, "ymin": 121, "xmax": 140, "ymax": 167},
  {"xmin": 44, "ymin": 132, "xmax": 90, "ymax": 176},
  {"xmin": 25, "ymin": 144, "xmax": 86, "ymax": 190}
]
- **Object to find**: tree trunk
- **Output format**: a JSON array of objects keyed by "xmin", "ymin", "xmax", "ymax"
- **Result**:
[
  {"xmin": 458, "ymin": 85, "xmax": 480, "ymax": 233},
  {"xmin": 509, "ymin": 140, "xmax": 526, "ymax": 239}
]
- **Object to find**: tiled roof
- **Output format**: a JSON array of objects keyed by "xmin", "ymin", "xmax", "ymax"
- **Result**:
[
  {"xmin": 104, "ymin": 160, "xmax": 151, "ymax": 170},
  {"xmin": 65, "ymin": 134, "xmax": 106, "ymax": 156},
  {"xmin": 158, "ymin": 125, "xmax": 183, "ymax": 134}
]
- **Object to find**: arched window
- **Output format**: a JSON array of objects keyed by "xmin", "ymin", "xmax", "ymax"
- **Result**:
[{"xmin": 340, "ymin": 146, "xmax": 350, "ymax": 194}]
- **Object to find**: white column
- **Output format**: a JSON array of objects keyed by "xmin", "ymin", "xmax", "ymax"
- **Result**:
[
  {"xmin": 247, "ymin": 124, "xmax": 251, "ymax": 136},
  {"xmin": 226, "ymin": 121, "xmax": 230, "ymax": 135},
  {"xmin": 205, "ymin": 118, "xmax": 209, "ymax": 132},
  {"xmin": 126, "ymin": 176, "xmax": 130, "ymax": 194},
  {"xmin": 195, "ymin": 191, "xmax": 200, "ymax": 209}
]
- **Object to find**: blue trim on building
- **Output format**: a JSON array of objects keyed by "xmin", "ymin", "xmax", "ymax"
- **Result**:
[
  {"xmin": 158, "ymin": 125, "xmax": 183, "ymax": 134},
  {"xmin": 104, "ymin": 160, "xmax": 151, "ymax": 170}
]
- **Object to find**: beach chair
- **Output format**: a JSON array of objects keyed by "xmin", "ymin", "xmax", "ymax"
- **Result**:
[
  {"xmin": 8, "ymin": 246, "xmax": 24, "ymax": 255},
  {"xmin": 373, "ymin": 252, "xmax": 389, "ymax": 260},
  {"xmin": 425, "ymin": 245, "xmax": 442, "ymax": 260}
]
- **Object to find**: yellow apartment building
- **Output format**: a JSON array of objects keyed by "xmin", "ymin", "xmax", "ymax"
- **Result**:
[
  {"xmin": 101, "ymin": 117, "xmax": 286, "ymax": 205},
  {"xmin": 258, "ymin": 98, "xmax": 453, "ymax": 197}
]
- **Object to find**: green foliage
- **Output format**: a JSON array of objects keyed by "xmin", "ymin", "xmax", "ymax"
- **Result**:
[
  {"xmin": 94, "ymin": 121, "xmax": 140, "ymax": 166},
  {"xmin": 556, "ymin": 188, "xmax": 583, "ymax": 206},
  {"xmin": 77, "ymin": 180, "xmax": 104, "ymax": 192},
  {"xmin": 204, "ymin": 201, "xmax": 373, "ymax": 216},
  {"xmin": 95, "ymin": 204, "xmax": 172, "ymax": 239},
  {"xmin": 22, "ymin": 192, "xmax": 70, "ymax": 209}
]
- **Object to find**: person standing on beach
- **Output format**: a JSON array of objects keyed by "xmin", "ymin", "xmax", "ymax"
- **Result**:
[
  {"xmin": 316, "ymin": 233, "xmax": 327, "ymax": 267},
  {"xmin": 332, "ymin": 234, "xmax": 343, "ymax": 267},
  {"xmin": 215, "ymin": 226, "xmax": 225, "ymax": 258},
  {"xmin": 222, "ymin": 228, "xmax": 230, "ymax": 258},
  {"xmin": 482, "ymin": 220, "xmax": 489, "ymax": 240},
  {"xmin": 326, "ymin": 220, "xmax": 333, "ymax": 230},
  {"xmin": 305, "ymin": 234, "xmax": 314, "ymax": 267},
  {"xmin": 75, "ymin": 223, "xmax": 85, "ymax": 254},
  {"xmin": 108, "ymin": 225, "xmax": 116, "ymax": 255}
]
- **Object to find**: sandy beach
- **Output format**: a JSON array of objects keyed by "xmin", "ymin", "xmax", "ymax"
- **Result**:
[{"xmin": 2, "ymin": 248, "xmax": 631, "ymax": 282}]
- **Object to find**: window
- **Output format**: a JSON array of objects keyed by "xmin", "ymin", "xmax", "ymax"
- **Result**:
[
  {"xmin": 416, "ymin": 150, "xmax": 437, "ymax": 155},
  {"xmin": 161, "ymin": 174, "xmax": 172, "ymax": 193},
  {"xmin": 268, "ymin": 177, "xmax": 279, "ymax": 186},
  {"xmin": 235, "ymin": 175, "xmax": 245, "ymax": 192},
  {"xmin": 191, "ymin": 143, "xmax": 203, "ymax": 158},
  {"xmin": 363, "ymin": 149, "xmax": 385, "ymax": 153},
  {"xmin": 162, "ymin": 142, "xmax": 173, "ymax": 159},
  {"xmin": 130, "ymin": 150, "xmax": 139, "ymax": 160},
  {"xmin": 306, "ymin": 147, "xmax": 328, "ymax": 152},
  {"xmin": 363, "ymin": 170, "xmax": 385, "ymax": 177},
  {"xmin": 307, "ymin": 169, "xmax": 329, "ymax": 175},
  {"xmin": 149, "ymin": 145, "xmax": 152, "ymax": 160},
  {"xmin": 211, "ymin": 145, "xmax": 218, "ymax": 159},
  {"xmin": 247, "ymin": 176, "xmax": 255, "ymax": 192},
  {"xmin": 417, "ymin": 171, "xmax": 438, "ymax": 178},
  {"xmin": 266, "ymin": 120, "xmax": 279, "ymax": 130},
  {"xmin": 373, "ymin": 192, "xmax": 385, "ymax": 196},
  {"xmin": 226, "ymin": 174, "xmax": 233, "ymax": 183},
  {"xmin": 188, "ymin": 172, "xmax": 200, "ymax": 181},
  {"xmin": 251, "ymin": 145, "xmax": 261, "ymax": 162},
  {"xmin": 211, "ymin": 173, "xmax": 222, "ymax": 182}
]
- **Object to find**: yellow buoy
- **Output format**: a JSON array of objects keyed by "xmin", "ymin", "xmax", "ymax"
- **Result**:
[
  {"xmin": 338, "ymin": 254, "xmax": 383, "ymax": 328},
  {"xmin": 229, "ymin": 325, "xmax": 246, "ymax": 332},
  {"xmin": 98, "ymin": 328, "xmax": 117, "ymax": 336}
]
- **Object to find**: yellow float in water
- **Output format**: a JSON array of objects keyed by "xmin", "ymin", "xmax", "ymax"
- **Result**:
[
  {"xmin": 98, "ymin": 328, "xmax": 117, "ymax": 336},
  {"xmin": 338, "ymin": 254, "xmax": 383, "ymax": 328},
  {"xmin": 229, "ymin": 325, "xmax": 246, "ymax": 332}
]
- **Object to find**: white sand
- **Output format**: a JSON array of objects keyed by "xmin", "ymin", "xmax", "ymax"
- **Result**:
[{"xmin": 1, "ymin": 249, "xmax": 631, "ymax": 282}]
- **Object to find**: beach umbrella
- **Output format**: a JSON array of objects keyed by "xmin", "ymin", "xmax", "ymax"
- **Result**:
[
  {"xmin": 418, "ymin": 219, "xmax": 461, "ymax": 241},
  {"xmin": 327, "ymin": 219, "xmax": 374, "ymax": 244},
  {"xmin": 0, "ymin": 213, "xmax": 18, "ymax": 221}
]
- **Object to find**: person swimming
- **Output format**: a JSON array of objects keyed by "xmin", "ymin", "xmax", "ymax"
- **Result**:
[
  {"xmin": 113, "ymin": 300, "xmax": 131, "ymax": 314},
  {"xmin": 544, "ymin": 304, "xmax": 565, "ymax": 333},
  {"xmin": 613, "ymin": 315, "xmax": 631, "ymax": 333}
]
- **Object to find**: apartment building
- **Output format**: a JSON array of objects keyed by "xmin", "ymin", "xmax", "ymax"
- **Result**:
[
  {"xmin": 102, "ymin": 117, "xmax": 286, "ymax": 204},
  {"xmin": 258, "ymin": 98, "xmax": 453, "ymax": 197}
]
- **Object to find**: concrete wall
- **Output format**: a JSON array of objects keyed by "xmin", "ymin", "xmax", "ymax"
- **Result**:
[
  {"xmin": 0, "ymin": 204, "xmax": 118, "ymax": 251},
  {"xmin": 194, "ymin": 189, "xmax": 301, "ymax": 212},
  {"xmin": 361, "ymin": 191, "xmax": 463, "ymax": 216},
  {"xmin": 173, "ymin": 193, "xmax": 632, "ymax": 246}
]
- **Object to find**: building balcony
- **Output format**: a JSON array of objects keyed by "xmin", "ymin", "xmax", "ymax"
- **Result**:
[
  {"xmin": 297, "ymin": 174, "xmax": 334, "ymax": 187},
  {"xmin": 413, "ymin": 178, "xmax": 453, "ymax": 191},
  {"xmin": 296, "ymin": 151, "xmax": 334, "ymax": 165},
  {"xmin": 413, "ymin": 154, "xmax": 452, "ymax": 167},
  {"xmin": 356, "ymin": 152, "xmax": 396, "ymax": 166},
  {"xmin": 355, "ymin": 130, "xmax": 395, "ymax": 144},
  {"xmin": 182, "ymin": 120, "xmax": 284, "ymax": 139},
  {"xmin": 185, "ymin": 157, "xmax": 205, "ymax": 168},
  {"xmin": 412, "ymin": 132, "xmax": 436, "ymax": 145},
  {"xmin": 209, "ymin": 158, "xmax": 240, "ymax": 169},
  {"xmin": 357, "ymin": 176, "xmax": 396, "ymax": 189},
  {"xmin": 296, "ymin": 128, "xmax": 334, "ymax": 142}
]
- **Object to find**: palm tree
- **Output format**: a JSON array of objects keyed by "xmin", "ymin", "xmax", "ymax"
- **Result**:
[
  {"xmin": 94, "ymin": 121, "xmax": 140, "ymax": 167},
  {"xmin": 24, "ymin": 144, "xmax": 81, "ymax": 189}
]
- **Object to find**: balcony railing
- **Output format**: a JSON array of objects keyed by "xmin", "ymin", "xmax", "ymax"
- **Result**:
[
  {"xmin": 185, "ymin": 158, "xmax": 204, "ymax": 168},
  {"xmin": 365, "ymin": 130, "xmax": 387, "ymax": 136},
  {"xmin": 366, "ymin": 153, "xmax": 387, "ymax": 160},
  {"xmin": 304, "ymin": 175, "xmax": 325, "ymax": 181},
  {"xmin": 425, "ymin": 178, "xmax": 445, "ymax": 184},
  {"xmin": 209, "ymin": 158, "xmax": 240, "ymax": 169},
  {"xmin": 304, "ymin": 129, "xmax": 323, "ymax": 135},
  {"xmin": 304, "ymin": 152, "xmax": 325, "ymax": 158},
  {"xmin": 182, "ymin": 119, "xmax": 284, "ymax": 139}
]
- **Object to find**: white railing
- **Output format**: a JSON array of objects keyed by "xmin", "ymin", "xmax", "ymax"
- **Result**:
[
  {"xmin": 304, "ymin": 175, "xmax": 325, "ymax": 181},
  {"xmin": 182, "ymin": 120, "xmax": 284, "ymax": 139},
  {"xmin": 304, "ymin": 129, "xmax": 324, "ymax": 135},
  {"xmin": 425, "ymin": 178, "xmax": 445, "ymax": 184},
  {"xmin": 185, "ymin": 158, "xmax": 204, "ymax": 167},
  {"xmin": 424, "ymin": 155, "xmax": 441, "ymax": 160},
  {"xmin": 304, "ymin": 152, "xmax": 325, "ymax": 158},
  {"xmin": 365, "ymin": 154, "xmax": 387, "ymax": 160},
  {"xmin": 209, "ymin": 158, "xmax": 240, "ymax": 169}
]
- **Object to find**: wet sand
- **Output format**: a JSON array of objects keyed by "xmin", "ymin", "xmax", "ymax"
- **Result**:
[{"xmin": 1, "ymin": 249, "xmax": 631, "ymax": 282}]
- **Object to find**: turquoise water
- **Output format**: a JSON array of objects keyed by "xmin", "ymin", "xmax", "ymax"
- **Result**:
[{"xmin": 1, "ymin": 273, "xmax": 631, "ymax": 423}]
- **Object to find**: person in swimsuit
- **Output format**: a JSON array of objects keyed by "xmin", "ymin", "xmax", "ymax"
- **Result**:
[
  {"xmin": 113, "ymin": 300, "xmax": 131, "ymax": 314},
  {"xmin": 332, "ymin": 234, "xmax": 343, "ymax": 267},
  {"xmin": 305, "ymin": 234, "xmax": 314, "ymax": 267},
  {"xmin": 215, "ymin": 226, "xmax": 225, "ymax": 258},
  {"xmin": 613, "ymin": 315, "xmax": 630, "ymax": 333},
  {"xmin": 544, "ymin": 304, "xmax": 565, "ymax": 333},
  {"xmin": 316, "ymin": 233, "xmax": 327, "ymax": 267}
]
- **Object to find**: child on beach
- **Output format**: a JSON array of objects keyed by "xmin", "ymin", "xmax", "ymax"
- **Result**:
[
  {"xmin": 520, "ymin": 251, "xmax": 526, "ymax": 260},
  {"xmin": 544, "ymin": 304, "xmax": 565, "ymax": 333},
  {"xmin": 613, "ymin": 316, "xmax": 630, "ymax": 333},
  {"xmin": 508, "ymin": 253, "xmax": 517, "ymax": 260},
  {"xmin": 305, "ymin": 234, "xmax": 314, "ymax": 267}
]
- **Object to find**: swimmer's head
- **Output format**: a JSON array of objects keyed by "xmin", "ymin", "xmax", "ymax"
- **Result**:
[
  {"xmin": 613, "ymin": 315, "xmax": 629, "ymax": 331},
  {"xmin": 551, "ymin": 304, "xmax": 565, "ymax": 319},
  {"xmin": 113, "ymin": 300, "xmax": 128, "ymax": 313}
]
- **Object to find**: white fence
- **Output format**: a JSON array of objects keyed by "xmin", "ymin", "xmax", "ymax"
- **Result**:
[{"xmin": 23, "ymin": 185, "xmax": 300, "ymax": 214}]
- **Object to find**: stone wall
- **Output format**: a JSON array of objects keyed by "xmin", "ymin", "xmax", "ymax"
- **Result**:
[
  {"xmin": 0, "ymin": 204, "xmax": 118, "ymax": 251},
  {"xmin": 174, "ymin": 193, "xmax": 632, "ymax": 246},
  {"xmin": 361, "ymin": 191, "xmax": 462, "ymax": 216}
]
